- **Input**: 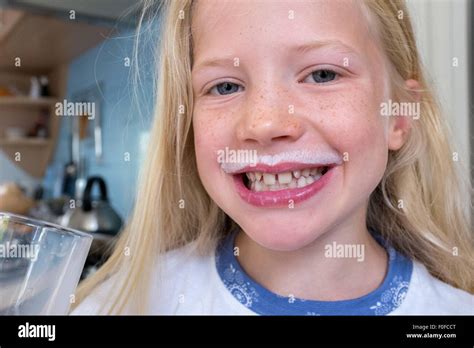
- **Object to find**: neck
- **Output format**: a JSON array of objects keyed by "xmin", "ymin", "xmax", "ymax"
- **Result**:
[{"xmin": 234, "ymin": 207, "xmax": 388, "ymax": 301}]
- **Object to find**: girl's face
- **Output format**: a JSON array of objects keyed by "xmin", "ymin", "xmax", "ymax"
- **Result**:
[{"xmin": 192, "ymin": 0, "xmax": 401, "ymax": 251}]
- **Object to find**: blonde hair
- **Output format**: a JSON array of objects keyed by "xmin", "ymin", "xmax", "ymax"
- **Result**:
[{"xmin": 73, "ymin": 0, "xmax": 473, "ymax": 314}]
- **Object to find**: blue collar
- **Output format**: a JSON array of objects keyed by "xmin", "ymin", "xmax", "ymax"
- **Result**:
[{"xmin": 215, "ymin": 230, "xmax": 413, "ymax": 315}]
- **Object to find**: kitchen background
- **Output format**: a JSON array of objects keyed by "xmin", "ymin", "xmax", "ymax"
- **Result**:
[
  {"xmin": 0, "ymin": 0, "xmax": 471, "ymax": 279},
  {"xmin": 0, "ymin": 0, "xmax": 157, "ymax": 276}
]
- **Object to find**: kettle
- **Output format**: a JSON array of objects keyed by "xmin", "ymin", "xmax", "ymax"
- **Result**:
[{"xmin": 60, "ymin": 176, "xmax": 122, "ymax": 235}]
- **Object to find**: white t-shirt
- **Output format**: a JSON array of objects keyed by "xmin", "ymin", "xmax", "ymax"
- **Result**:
[{"xmin": 72, "ymin": 235, "xmax": 474, "ymax": 315}]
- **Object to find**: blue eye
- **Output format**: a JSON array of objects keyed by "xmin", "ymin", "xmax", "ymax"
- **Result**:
[
  {"xmin": 209, "ymin": 82, "xmax": 242, "ymax": 95},
  {"xmin": 305, "ymin": 69, "xmax": 338, "ymax": 84}
]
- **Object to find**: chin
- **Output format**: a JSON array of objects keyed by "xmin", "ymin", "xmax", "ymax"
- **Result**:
[{"xmin": 237, "ymin": 217, "xmax": 326, "ymax": 252}]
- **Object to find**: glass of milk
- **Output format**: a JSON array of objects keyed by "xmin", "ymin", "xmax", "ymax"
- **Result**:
[{"xmin": 0, "ymin": 212, "xmax": 92, "ymax": 314}]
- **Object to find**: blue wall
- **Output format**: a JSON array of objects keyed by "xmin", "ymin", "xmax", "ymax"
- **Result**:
[{"xmin": 44, "ymin": 27, "xmax": 156, "ymax": 220}]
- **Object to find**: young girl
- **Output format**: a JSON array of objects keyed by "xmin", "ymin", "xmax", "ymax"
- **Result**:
[{"xmin": 72, "ymin": 0, "xmax": 474, "ymax": 315}]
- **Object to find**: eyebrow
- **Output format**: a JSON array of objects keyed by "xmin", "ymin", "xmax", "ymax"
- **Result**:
[
  {"xmin": 192, "ymin": 56, "xmax": 237, "ymax": 74},
  {"xmin": 292, "ymin": 39, "xmax": 359, "ymax": 55},
  {"xmin": 192, "ymin": 40, "xmax": 359, "ymax": 73}
]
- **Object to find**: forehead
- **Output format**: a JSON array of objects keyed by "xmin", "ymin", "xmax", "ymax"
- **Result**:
[{"xmin": 191, "ymin": 0, "xmax": 373, "ymax": 60}]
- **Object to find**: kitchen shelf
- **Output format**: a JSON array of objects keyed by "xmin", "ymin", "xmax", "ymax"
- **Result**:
[
  {"xmin": 0, "ymin": 138, "xmax": 51, "ymax": 146},
  {"xmin": 0, "ymin": 138, "xmax": 53, "ymax": 177},
  {"xmin": 0, "ymin": 9, "xmax": 113, "ymax": 72},
  {"xmin": 0, "ymin": 96, "xmax": 57, "ymax": 107},
  {"xmin": 0, "ymin": 9, "xmax": 110, "ymax": 178}
]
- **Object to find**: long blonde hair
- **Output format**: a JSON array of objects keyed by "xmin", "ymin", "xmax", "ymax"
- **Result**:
[{"xmin": 73, "ymin": 0, "xmax": 473, "ymax": 314}]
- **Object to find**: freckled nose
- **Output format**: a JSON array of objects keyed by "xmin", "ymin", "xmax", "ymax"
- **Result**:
[{"xmin": 236, "ymin": 91, "xmax": 305, "ymax": 147}]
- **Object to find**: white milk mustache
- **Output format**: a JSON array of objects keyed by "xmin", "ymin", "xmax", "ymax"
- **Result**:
[{"xmin": 220, "ymin": 149, "xmax": 343, "ymax": 174}]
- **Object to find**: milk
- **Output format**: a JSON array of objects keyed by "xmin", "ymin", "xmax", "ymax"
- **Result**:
[{"xmin": 0, "ymin": 213, "xmax": 92, "ymax": 314}]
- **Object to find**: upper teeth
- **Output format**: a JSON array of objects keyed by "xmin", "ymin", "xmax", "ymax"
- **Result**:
[
  {"xmin": 277, "ymin": 172, "xmax": 292, "ymax": 184},
  {"xmin": 245, "ymin": 167, "xmax": 326, "ymax": 192},
  {"xmin": 263, "ymin": 173, "xmax": 276, "ymax": 185}
]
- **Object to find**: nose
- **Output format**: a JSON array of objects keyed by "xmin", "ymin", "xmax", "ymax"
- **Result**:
[{"xmin": 236, "ymin": 86, "xmax": 305, "ymax": 147}]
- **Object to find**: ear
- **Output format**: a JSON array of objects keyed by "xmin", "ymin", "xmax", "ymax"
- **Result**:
[{"xmin": 387, "ymin": 79, "xmax": 421, "ymax": 151}]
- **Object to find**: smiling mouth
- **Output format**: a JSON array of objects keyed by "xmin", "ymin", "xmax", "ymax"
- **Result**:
[{"xmin": 240, "ymin": 166, "xmax": 330, "ymax": 192}]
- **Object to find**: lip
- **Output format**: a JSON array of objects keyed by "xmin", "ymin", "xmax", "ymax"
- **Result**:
[{"xmin": 233, "ymin": 165, "xmax": 336, "ymax": 207}]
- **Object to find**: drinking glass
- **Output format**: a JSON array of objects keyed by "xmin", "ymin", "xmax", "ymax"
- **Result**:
[{"xmin": 0, "ymin": 212, "xmax": 92, "ymax": 314}]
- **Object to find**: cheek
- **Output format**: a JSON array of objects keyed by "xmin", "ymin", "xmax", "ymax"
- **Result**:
[
  {"xmin": 339, "ymin": 93, "xmax": 388, "ymax": 194},
  {"xmin": 309, "ymin": 87, "xmax": 388, "ymax": 194},
  {"xmin": 314, "ymin": 87, "xmax": 387, "ymax": 160},
  {"xmin": 193, "ymin": 106, "xmax": 238, "ymax": 146},
  {"xmin": 193, "ymin": 111, "xmax": 216, "ymax": 176},
  {"xmin": 194, "ymin": 111, "xmax": 215, "ymax": 148},
  {"xmin": 193, "ymin": 108, "xmax": 237, "ymax": 190}
]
